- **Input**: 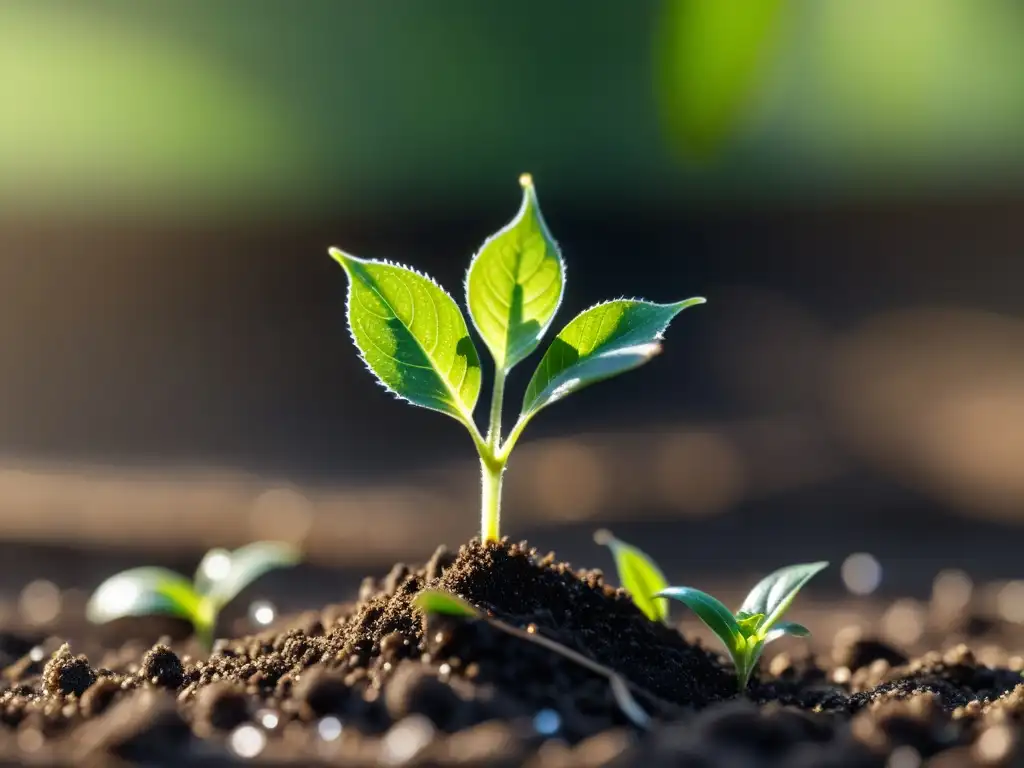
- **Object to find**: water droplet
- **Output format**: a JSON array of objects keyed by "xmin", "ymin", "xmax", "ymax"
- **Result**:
[
  {"xmin": 200, "ymin": 550, "xmax": 232, "ymax": 582},
  {"xmin": 381, "ymin": 715, "xmax": 434, "ymax": 765},
  {"xmin": 19, "ymin": 580, "xmax": 61, "ymax": 625},
  {"xmin": 932, "ymin": 569, "xmax": 973, "ymax": 614},
  {"xmin": 841, "ymin": 553, "xmax": 882, "ymax": 596},
  {"xmin": 996, "ymin": 581, "xmax": 1024, "ymax": 623},
  {"xmin": 229, "ymin": 724, "xmax": 266, "ymax": 759},
  {"xmin": 317, "ymin": 716, "xmax": 342, "ymax": 741},
  {"xmin": 532, "ymin": 708, "xmax": 561, "ymax": 736},
  {"xmin": 28, "ymin": 646, "xmax": 45, "ymax": 663},
  {"xmin": 249, "ymin": 600, "xmax": 276, "ymax": 627},
  {"xmin": 882, "ymin": 599, "xmax": 926, "ymax": 646},
  {"xmin": 257, "ymin": 709, "xmax": 279, "ymax": 729},
  {"xmin": 975, "ymin": 724, "xmax": 1015, "ymax": 762},
  {"xmin": 16, "ymin": 728, "xmax": 43, "ymax": 752}
]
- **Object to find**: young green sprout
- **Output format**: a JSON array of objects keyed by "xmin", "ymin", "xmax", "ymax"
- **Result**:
[
  {"xmin": 331, "ymin": 174, "xmax": 704, "ymax": 542},
  {"xmin": 594, "ymin": 529, "xmax": 669, "ymax": 623},
  {"xmin": 86, "ymin": 542, "xmax": 301, "ymax": 650},
  {"xmin": 656, "ymin": 562, "xmax": 828, "ymax": 693}
]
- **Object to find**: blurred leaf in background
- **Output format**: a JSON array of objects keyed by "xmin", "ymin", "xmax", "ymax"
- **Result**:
[
  {"xmin": 654, "ymin": 0, "xmax": 786, "ymax": 159},
  {"xmin": 0, "ymin": 3, "xmax": 309, "ymax": 216},
  {"xmin": 2, "ymin": 0, "xmax": 1024, "ymax": 219}
]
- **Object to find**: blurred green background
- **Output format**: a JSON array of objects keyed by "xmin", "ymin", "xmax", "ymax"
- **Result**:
[{"xmin": 4, "ymin": 0, "xmax": 1024, "ymax": 219}]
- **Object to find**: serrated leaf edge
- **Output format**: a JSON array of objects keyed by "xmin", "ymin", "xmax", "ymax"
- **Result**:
[
  {"xmin": 522, "ymin": 296, "xmax": 704, "ymax": 414},
  {"xmin": 330, "ymin": 248, "xmax": 480, "ymax": 423}
]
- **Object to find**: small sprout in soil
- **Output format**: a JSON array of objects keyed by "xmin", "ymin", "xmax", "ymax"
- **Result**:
[
  {"xmin": 412, "ymin": 589, "xmax": 481, "ymax": 619},
  {"xmin": 331, "ymin": 174, "xmax": 704, "ymax": 542},
  {"xmin": 594, "ymin": 529, "xmax": 669, "ymax": 623},
  {"xmin": 656, "ymin": 561, "xmax": 828, "ymax": 693},
  {"xmin": 86, "ymin": 541, "xmax": 301, "ymax": 650}
]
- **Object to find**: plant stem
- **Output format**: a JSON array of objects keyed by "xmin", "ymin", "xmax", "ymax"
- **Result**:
[
  {"xmin": 194, "ymin": 597, "xmax": 217, "ymax": 652},
  {"xmin": 486, "ymin": 367, "xmax": 506, "ymax": 451},
  {"xmin": 497, "ymin": 412, "xmax": 531, "ymax": 463},
  {"xmin": 480, "ymin": 367, "xmax": 507, "ymax": 541},
  {"xmin": 480, "ymin": 458, "xmax": 504, "ymax": 542}
]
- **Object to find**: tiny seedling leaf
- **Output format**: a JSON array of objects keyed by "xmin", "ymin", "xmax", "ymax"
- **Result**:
[
  {"xmin": 520, "ymin": 298, "xmax": 704, "ymax": 420},
  {"xmin": 739, "ymin": 561, "xmax": 828, "ymax": 633},
  {"xmin": 656, "ymin": 586, "xmax": 742, "ymax": 651},
  {"xmin": 736, "ymin": 612, "xmax": 765, "ymax": 635},
  {"xmin": 86, "ymin": 567, "xmax": 201, "ymax": 625},
  {"xmin": 412, "ymin": 589, "xmax": 481, "ymax": 618},
  {"xmin": 330, "ymin": 250, "xmax": 482, "ymax": 425},
  {"xmin": 763, "ymin": 621, "xmax": 810, "ymax": 644},
  {"xmin": 594, "ymin": 529, "xmax": 669, "ymax": 623},
  {"xmin": 203, "ymin": 541, "xmax": 301, "ymax": 608},
  {"xmin": 466, "ymin": 174, "xmax": 565, "ymax": 372}
]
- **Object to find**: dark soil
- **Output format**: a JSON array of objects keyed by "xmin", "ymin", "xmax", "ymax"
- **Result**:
[{"xmin": 0, "ymin": 539, "xmax": 1022, "ymax": 766}]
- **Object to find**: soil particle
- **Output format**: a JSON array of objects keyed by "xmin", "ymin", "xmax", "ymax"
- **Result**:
[
  {"xmin": 42, "ymin": 643, "xmax": 96, "ymax": 697},
  {"xmin": 79, "ymin": 677, "xmax": 122, "ymax": 718},
  {"xmin": 384, "ymin": 661, "xmax": 467, "ymax": 728},
  {"xmin": 834, "ymin": 637, "xmax": 909, "ymax": 672},
  {"xmin": 77, "ymin": 689, "xmax": 191, "ymax": 762},
  {"xmin": 140, "ymin": 644, "xmax": 184, "ymax": 690},
  {"xmin": 193, "ymin": 681, "xmax": 249, "ymax": 732},
  {"xmin": 294, "ymin": 666, "xmax": 351, "ymax": 718},
  {"xmin": 425, "ymin": 544, "xmax": 457, "ymax": 582},
  {"xmin": 379, "ymin": 630, "xmax": 413, "ymax": 662},
  {"xmin": 383, "ymin": 563, "xmax": 412, "ymax": 597}
]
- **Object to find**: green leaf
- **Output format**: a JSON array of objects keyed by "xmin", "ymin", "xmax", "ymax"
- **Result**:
[
  {"xmin": 202, "ymin": 541, "xmax": 301, "ymax": 608},
  {"xmin": 412, "ymin": 589, "xmax": 481, "ymax": 618},
  {"xmin": 330, "ymin": 250, "xmax": 482, "ymax": 425},
  {"xmin": 594, "ymin": 529, "xmax": 669, "ymax": 623},
  {"xmin": 655, "ymin": 0, "xmax": 786, "ymax": 156},
  {"xmin": 655, "ymin": 586, "xmax": 742, "ymax": 652},
  {"xmin": 86, "ymin": 567, "xmax": 201, "ymax": 625},
  {"xmin": 736, "ymin": 612, "xmax": 765, "ymax": 636},
  {"xmin": 520, "ymin": 298, "xmax": 704, "ymax": 419},
  {"xmin": 763, "ymin": 621, "xmax": 810, "ymax": 644},
  {"xmin": 466, "ymin": 174, "xmax": 565, "ymax": 372},
  {"xmin": 735, "ymin": 638, "xmax": 766, "ymax": 693},
  {"xmin": 739, "ymin": 561, "xmax": 828, "ymax": 633}
]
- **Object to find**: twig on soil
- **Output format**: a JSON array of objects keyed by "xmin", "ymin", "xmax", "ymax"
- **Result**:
[
  {"xmin": 415, "ymin": 587, "xmax": 677, "ymax": 728},
  {"xmin": 489, "ymin": 618, "xmax": 654, "ymax": 729}
]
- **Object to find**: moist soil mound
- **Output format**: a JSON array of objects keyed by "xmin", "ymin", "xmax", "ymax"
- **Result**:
[{"xmin": 0, "ymin": 538, "xmax": 1020, "ymax": 766}]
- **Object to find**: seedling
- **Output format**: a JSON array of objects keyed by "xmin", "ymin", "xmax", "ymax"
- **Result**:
[
  {"xmin": 86, "ymin": 541, "xmax": 300, "ymax": 649},
  {"xmin": 656, "ymin": 561, "xmax": 828, "ymax": 693},
  {"xmin": 593, "ymin": 529, "xmax": 669, "ymax": 623},
  {"xmin": 331, "ymin": 174, "xmax": 704, "ymax": 541}
]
